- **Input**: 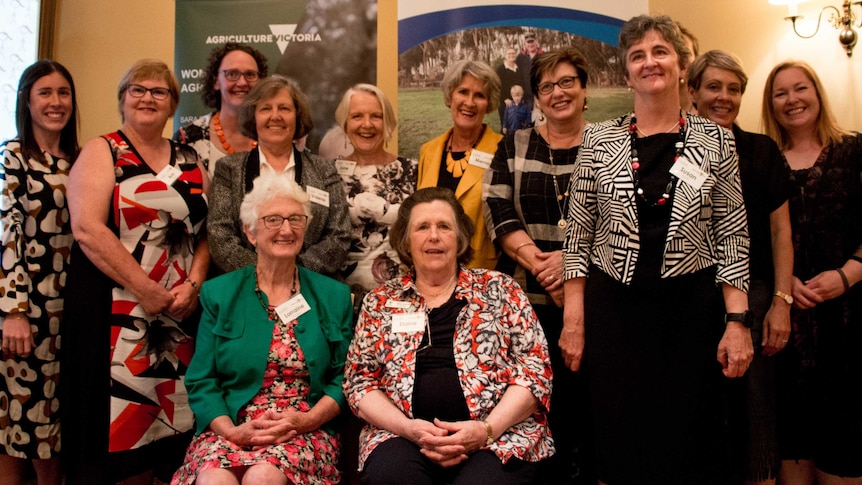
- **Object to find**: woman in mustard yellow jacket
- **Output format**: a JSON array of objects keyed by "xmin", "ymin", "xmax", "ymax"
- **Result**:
[{"xmin": 418, "ymin": 59, "xmax": 503, "ymax": 270}]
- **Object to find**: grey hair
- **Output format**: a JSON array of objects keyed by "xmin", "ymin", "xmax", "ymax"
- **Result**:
[{"xmin": 239, "ymin": 174, "xmax": 312, "ymax": 232}]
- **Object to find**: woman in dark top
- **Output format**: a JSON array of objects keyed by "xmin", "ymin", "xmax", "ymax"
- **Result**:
[
  {"xmin": 762, "ymin": 59, "xmax": 862, "ymax": 485},
  {"xmin": 689, "ymin": 49, "xmax": 793, "ymax": 485},
  {"xmin": 484, "ymin": 47, "xmax": 592, "ymax": 484}
]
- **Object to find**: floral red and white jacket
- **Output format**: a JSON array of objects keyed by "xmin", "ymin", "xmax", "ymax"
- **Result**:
[{"xmin": 343, "ymin": 267, "xmax": 555, "ymax": 469}]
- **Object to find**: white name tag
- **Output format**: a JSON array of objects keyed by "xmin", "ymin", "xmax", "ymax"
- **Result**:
[
  {"xmin": 391, "ymin": 312, "xmax": 426, "ymax": 333},
  {"xmin": 156, "ymin": 164, "xmax": 182, "ymax": 185},
  {"xmin": 670, "ymin": 156, "xmax": 708, "ymax": 190},
  {"xmin": 468, "ymin": 149, "xmax": 493, "ymax": 169},
  {"xmin": 385, "ymin": 300, "xmax": 412, "ymax": 309},
  {"xmin": 275, "ymin": 294, "xmax": 311, "ymax": 323},
  {"xmin": 306, "ymin": 185, "xmax": 330, "ymax": 207},
  {"xmin": 335, "ymin": 159, "xmax": 357, "ymax": 176}
]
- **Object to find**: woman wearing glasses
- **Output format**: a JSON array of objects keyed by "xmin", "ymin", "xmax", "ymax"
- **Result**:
[
  {"xmin": 174, "ymin": 42, "xmax": 268, "ymax": 179},
  {"xmin": 483, "ymin": 47, "xmax": 591, "ymax": 484},
  {"xmin": 63, "ymin": 59, "xmax": 209, "ymax": 484},
  {"xmin": 173, "ymin": 174, "xmax": 352, "ymax": 485},
  {"xmin": 208, "ymin": 75, "xmax": 350, "ymax": 277},
  {"xmin": 344, "ymin": 187, "xmax": 554, "ymax": 484}
]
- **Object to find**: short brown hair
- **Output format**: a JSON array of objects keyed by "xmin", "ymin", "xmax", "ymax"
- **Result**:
[
  {"xmin": 117, "ymin": 59, "xmax": 180, "ymax": 121},
  {"xmin": 238, "ymin": 75, "xmax": 313, "ymax": 140},
  {"xmin": 390, "ymin": 187, "xmax": 474, "ymax": 268},
  {"xmin": 530, "ymin": 47, "xmax": 590, "ymax": 97},
  {"xmin": 687, "ymin": 49, "xmax": 748, "ymax": 93},
  {"xmin": 619, "ymin": 15, "xmax": 690, "ymax": 76}
]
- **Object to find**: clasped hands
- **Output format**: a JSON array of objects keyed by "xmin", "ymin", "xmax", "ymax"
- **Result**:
[
  {"xmin": 405, "ymin": 418, "xmax": 489, "ymax": 467},
  {"xmin": 224, "ymin": 409, "xmax": 310, "ymax": 449},
  {"xmin": 529, "ymin": 249, "xmax": 564, "ymax": 307}
]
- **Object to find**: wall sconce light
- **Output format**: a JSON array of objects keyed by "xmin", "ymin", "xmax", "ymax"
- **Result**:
[{"xmin": 770, "ymin": 0, "xmax": 862, "ymax": 57}]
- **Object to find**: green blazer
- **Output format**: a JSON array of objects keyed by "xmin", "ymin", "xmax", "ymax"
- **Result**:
[{"xmin": 186, "ymin": 265, "xmax": 353, "ymax": 434}]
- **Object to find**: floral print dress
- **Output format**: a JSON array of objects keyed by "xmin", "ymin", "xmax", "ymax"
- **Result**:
[
  {"xmin": 339, "ymin": 157, "xmax": 417, "ymax": 295},
  {"xmin": 172, "ymin": 315, "xmax": 341, "ymax": 485}
]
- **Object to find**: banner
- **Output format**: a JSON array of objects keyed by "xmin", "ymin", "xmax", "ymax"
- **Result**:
[{"xmin": 174, "ymin": 0, "xmax": 377, "ymax": 151}]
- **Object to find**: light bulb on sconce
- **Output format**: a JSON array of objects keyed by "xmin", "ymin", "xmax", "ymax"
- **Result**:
[{"xmin": 769, "ymin": 0, "xmax": 862, "ymax": 57}]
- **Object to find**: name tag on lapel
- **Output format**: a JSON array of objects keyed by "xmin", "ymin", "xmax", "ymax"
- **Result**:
[
  {"xmin": 391, "ymin": 312, "xmax": 426, "ymax": 333},
  {"xmin": 275, "ymin": 294, "xmax": 311, "ymax": 322},
  {"xmin": 156, "ymin": 164, "xmax": 182, "ymax": 185},
  {"xmin": 306, "ymin": 186, "xmax": 330, "ymax": 207},
  {"xmin": 468, "ymin": 150, "xmax": 493, "ymax": 169},
  {"xmin": 670, "ymin": 156, "xmax": 708, "ymax": 190}
]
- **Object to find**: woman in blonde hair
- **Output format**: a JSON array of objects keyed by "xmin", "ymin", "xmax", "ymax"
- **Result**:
[{"xmin": 762, "ymin": 60, "xmax": 862, "ymax": 485}]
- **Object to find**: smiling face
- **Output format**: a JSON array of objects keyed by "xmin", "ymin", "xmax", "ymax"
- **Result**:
[
  {"xmin": 408, "ymin": 200, "xmax": 459, "ymax": 279},
  {"xmin": 122, "ymin": 78, "xmax": 173, "ymax": 130},
  {"xmin": 536, "ymin": 62, "xmax": 586, "ymax": 126},
  {"xmin": 504, "ymin": 48, "xmax": 518, "ymax": 66},
  {"xmin": 255, "ymin": 88, "xmax": 297, "ymax": 150},
  {"xmin": 690, "ymin": 66, "xmax": 743, "ymax": 129},
  {"xmin": 771, "ymin": 67, "xmax": 821, "ymax": 135},
  {"xmin": 346, "ymin": 90, "xmax": 386, "ymax": 156},
  {"xmin": 625, "ymin": 29, "xmax": 681, "ymax": 99},
  {"xmin": 217, "ymin": 50, "xmax": 260, "ymax": 111},
  {"xmin": 28, "ymin": 71, "xmax": 73, "ymax": 139},
  {"xmin": 244, "ymin": 196, "xmax": 307, "ymax": 264},
  {"xmin": 449, "ymin": 74, "xmax": 490, "ymax": 133}
]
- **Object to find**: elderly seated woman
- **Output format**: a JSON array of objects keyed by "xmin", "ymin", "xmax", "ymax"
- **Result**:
[
  {"xmin": 343, "ymin": 187, "xmax": 555, "ymax": 484},
  {"xmin": 172, "ymin": 174, "xmax": 353, "ymax": 485}
]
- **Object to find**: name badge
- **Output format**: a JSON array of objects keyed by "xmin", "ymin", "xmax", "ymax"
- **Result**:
[
  {"xmin": 468, "ymin": 149, "xmax": 493, "ymax": 169},
  {"xmin": 275, "ymin": 294, "xmax": 311, "ymax": 323},
  {"xmin": 156, "ymin": 164, "xmax": 182, "ymax": 186},
  {"xmin": 391, "ymin": 312, "xmax": 426, "ymax": 333},
  {"xmin": 306, "ymin": 186, "xmax": 330, "ymax": 207},
  {"xmin": 385, "ymin": 300, "xmax": 412, "ymax": 309},
  {"xmin": 335, "ymin": 159, "xmax": 357, "ymax": 176},
  {"xmin": 670, "ymin": 156, "xmax": 708, "ymax": 190}
]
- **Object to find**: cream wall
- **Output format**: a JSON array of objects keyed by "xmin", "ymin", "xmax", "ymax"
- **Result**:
[
  {"xmin": 652, "ymin": 0, "xmax": 861, "ymax": 132},
  {"xmin": 55, "ymin": 0, "xmax": 860, "ymax": 141}
]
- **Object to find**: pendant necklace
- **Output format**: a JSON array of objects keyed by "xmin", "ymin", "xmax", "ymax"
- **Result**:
[
  {"xmin": 545, "ymin": 127, "xmax": 576, "ymax": 228},
  {"xmin": 445, "ymin": 125, "xmax": 485, "ymax": 178},
  {"xmin": 254, "ymin": 265, "xmax": 298, "ymax": 321},
  {"xmin": 629, "ymin": 112, "xmax": 686, "ymax": 207}
]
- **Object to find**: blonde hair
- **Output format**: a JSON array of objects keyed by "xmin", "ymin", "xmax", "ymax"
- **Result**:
[
  {"xmin": 334, "ymin": 83, "xmax": 396, "ymax": 146},
  {"xmin": 761, "ymin": 60, "xmax": 849, "ymax": 150}
]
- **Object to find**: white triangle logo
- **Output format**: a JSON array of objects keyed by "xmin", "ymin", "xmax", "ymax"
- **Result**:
[{"xmin": 270, "ymin": 24, "xmax": 298, "ymax": 54}]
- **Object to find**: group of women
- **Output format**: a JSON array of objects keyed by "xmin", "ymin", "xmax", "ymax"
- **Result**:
[{"xmin": 0, "ymin": 13, "xmax": 860, "ymax": 485}]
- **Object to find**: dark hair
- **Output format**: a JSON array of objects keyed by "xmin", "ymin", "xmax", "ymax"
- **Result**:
[
  {"xmin": 201, "ymin": 42, "xmax": 269, "ymax": 110},
  {"xmin": 619, "ymin": 15, "xmax": 690, "ymax": 75},
  {"xmin": 16, "ymin": 60, "xmax": 79, "ymax": 163},
  {"xmin": 530, "ymin": 47, "xmax": 590, "ymax": 97},
  {"xmin": 390, "ymin": 187, "xmax": 474, "ymax": 268},
  {"xmin": 675, "ymin": 21, "xmax": 700, "ymax": 61},
  {"xmin": 238, "ymin": 75, "xmax": 313, "ymax": 140}
]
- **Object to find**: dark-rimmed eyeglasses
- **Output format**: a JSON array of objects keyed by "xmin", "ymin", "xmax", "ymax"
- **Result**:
[
  {"xmin": 222, "ymin": 69, "xmax": 260, "ymax": 82},
  {"xmin": 260, "ymin": 214, "xmax": 308, "ymax": 230},
  {"xmin": 537, "ymin": 76, "xmax": 578, "ymax": 95},
  {"xmin": 127, "ymin": 84, "xmax": 172, "ymax": 100}
]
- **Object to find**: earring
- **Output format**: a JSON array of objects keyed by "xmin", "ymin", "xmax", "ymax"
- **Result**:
[{"xmin": 583, "ymin": 99, "xmax": 589, "ymax": 111}]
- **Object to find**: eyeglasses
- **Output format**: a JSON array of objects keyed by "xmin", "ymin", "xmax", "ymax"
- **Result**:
[
  {"xmin": 222, "ymin": 69, "xmax": 260, "ymax": 82},
  {"xmin": 127, "ymin": 84, "xmax": 172, "ymax": 100},
  {"xmin": 260, "ymin": 214, "xmax": 308, "ymax": 230},
  {"xmin": 537, "ymin": 76, "xmax": 578, "ymax": 95}
]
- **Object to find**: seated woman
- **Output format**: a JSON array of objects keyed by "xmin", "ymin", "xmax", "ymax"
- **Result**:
[
  {"xmin": 207, "ymin": 75, "xmax": 350, "ymax": 277},
  {"xmin": 172, "ymin": 174, "xmax": 353, "ymax": 485},
  {"xmin": 343, "ymin": 187, "xmax": 554, "ymax": 484}
]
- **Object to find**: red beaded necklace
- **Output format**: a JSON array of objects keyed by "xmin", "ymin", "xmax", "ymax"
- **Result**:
[
  {"xmin": 629, "ymin": 112, "xmax": 686, "ymax": 207},
  {"xmin": 213, "ymin": 111, "xmax": 256, "ymax": 155}
]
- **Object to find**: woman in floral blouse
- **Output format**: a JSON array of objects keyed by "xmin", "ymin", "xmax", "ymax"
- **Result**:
[
  {"xmin": 343, "ymin": 187, "xmax": 554, "ymax": 484},
  {"xmin": 334, "ymin": 83, "xmax": 418, "ymax": 310}
]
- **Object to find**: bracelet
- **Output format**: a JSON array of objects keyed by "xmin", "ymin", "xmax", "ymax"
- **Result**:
[
  {"xmin": 185, "ymin": 278, "xmax": 200, "ymax": 293},
  {"xmin": 849, "ymin": 255, "xmax": 862, "ymax": 265},
  {"xmin": 482, "ymin": 420, "xmax": 494, "ymax": 446},
  {"xmin": 514, "ymin": 242, "xmax": 536, "ymax": 256},
  {"xmin": 835, "ymin": 268, "xmax": 850, "ymax": 293}
]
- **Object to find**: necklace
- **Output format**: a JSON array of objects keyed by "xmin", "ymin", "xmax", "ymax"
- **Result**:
[
  {"xmin": 213, "ymin": 111, "xmax": 256, "ymax": 155},
  {"xmin": 445, "ymin": 125, "xmax": 485, "ymax": 178},
  {"xmin": 253, "ymin": 265, "xmax": 298, "ymax": 321},
  {"xmin": 629, "ymin": 112, "xmax": 686, "ymax": 207},
  {"xmin": 544, "ymin": 125, "xmax": 581, "ymax": 228},
  {"xmin": 416, "ymin": 274, "xmax": 458, "ymax": 301}
]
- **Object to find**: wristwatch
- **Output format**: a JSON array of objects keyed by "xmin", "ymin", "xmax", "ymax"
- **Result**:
[
  {"xmin": 774, "ymin": 290, "xmax": 794, "ymax": 305},
  {"xmin": 724, "ymin": 310, "xmax": 753, "ymax": 328}
]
